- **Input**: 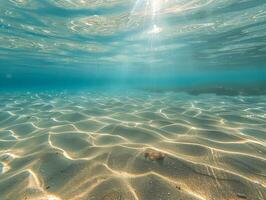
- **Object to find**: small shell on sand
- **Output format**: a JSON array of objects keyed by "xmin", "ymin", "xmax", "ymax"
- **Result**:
[
  {"xmin": 237, "ymin": 193, "xmax": 247, "ymax": 199},
  {"xmin": 144, "ymin": 150, "xmax": 166, "ymax": 161}
]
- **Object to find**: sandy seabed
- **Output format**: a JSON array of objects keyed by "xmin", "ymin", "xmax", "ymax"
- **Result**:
[{"xmin": 0, "ymin": 91, "xmax": 265, "ymax": 200}]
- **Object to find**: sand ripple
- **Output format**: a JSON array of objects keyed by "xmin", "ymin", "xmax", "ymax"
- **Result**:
[{"xmin": 0, "ymin": 91, "xmax": 265, "ymax": 200}]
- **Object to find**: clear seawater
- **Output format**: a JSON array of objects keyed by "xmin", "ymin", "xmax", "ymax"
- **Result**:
[{"xmin": 0, "ymin": 1, "xmax": 266, "ymax": 200}]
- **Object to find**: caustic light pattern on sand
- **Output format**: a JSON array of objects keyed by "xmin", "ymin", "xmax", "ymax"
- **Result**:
[{"xmin": 0, "ymin": 92, "xmax": 265, "ymax": 200}]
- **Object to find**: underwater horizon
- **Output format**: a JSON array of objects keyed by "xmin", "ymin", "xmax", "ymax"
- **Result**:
[{"xmin": 0, "ymin": 1, "xmax": 266, "ymax": 200}]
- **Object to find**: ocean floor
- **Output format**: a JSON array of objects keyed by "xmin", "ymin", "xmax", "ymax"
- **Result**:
[{"xmin": 0, "ymin": 91, "xmax": 265, "ymax": 200}]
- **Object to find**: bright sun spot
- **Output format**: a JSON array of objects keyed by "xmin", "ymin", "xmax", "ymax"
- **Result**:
[{"xmin": 148, "ymin": 24, "xmax": 162, "ymax": 34}]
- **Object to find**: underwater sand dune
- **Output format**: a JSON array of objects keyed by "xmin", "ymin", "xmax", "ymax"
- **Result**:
[{"xmin": 0, "ymin": 92, "xmax": 265, "ymax": 200}]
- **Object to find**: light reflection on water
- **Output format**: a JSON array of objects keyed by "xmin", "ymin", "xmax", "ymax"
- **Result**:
[{"xmin": 0, "ymin": 0, "xmax": 265, "ymax": 78}]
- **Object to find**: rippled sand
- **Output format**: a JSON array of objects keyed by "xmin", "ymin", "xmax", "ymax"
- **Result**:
[{"xmin": 0, "ymin": 91, "xmax": 265, "ymax": 200}]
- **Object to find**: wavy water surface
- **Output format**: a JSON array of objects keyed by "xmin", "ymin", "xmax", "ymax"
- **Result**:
[{"xmin": 0, "ymin": 0, "xmax": 266, "ymax": 72}]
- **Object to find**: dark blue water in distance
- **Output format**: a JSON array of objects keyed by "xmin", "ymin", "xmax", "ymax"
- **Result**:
[{"xmin": 0, "ymin": 1, "xmax": 266, "ymax": 200}]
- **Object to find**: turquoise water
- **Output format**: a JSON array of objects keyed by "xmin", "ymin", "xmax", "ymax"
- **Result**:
[
  {"xmin": 0, "ymin": 0, "xmax": 266, "ymax": 89},
  {"xmin": 0, "ymin": 1, "xmax": 266, "ymax": 200}
]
